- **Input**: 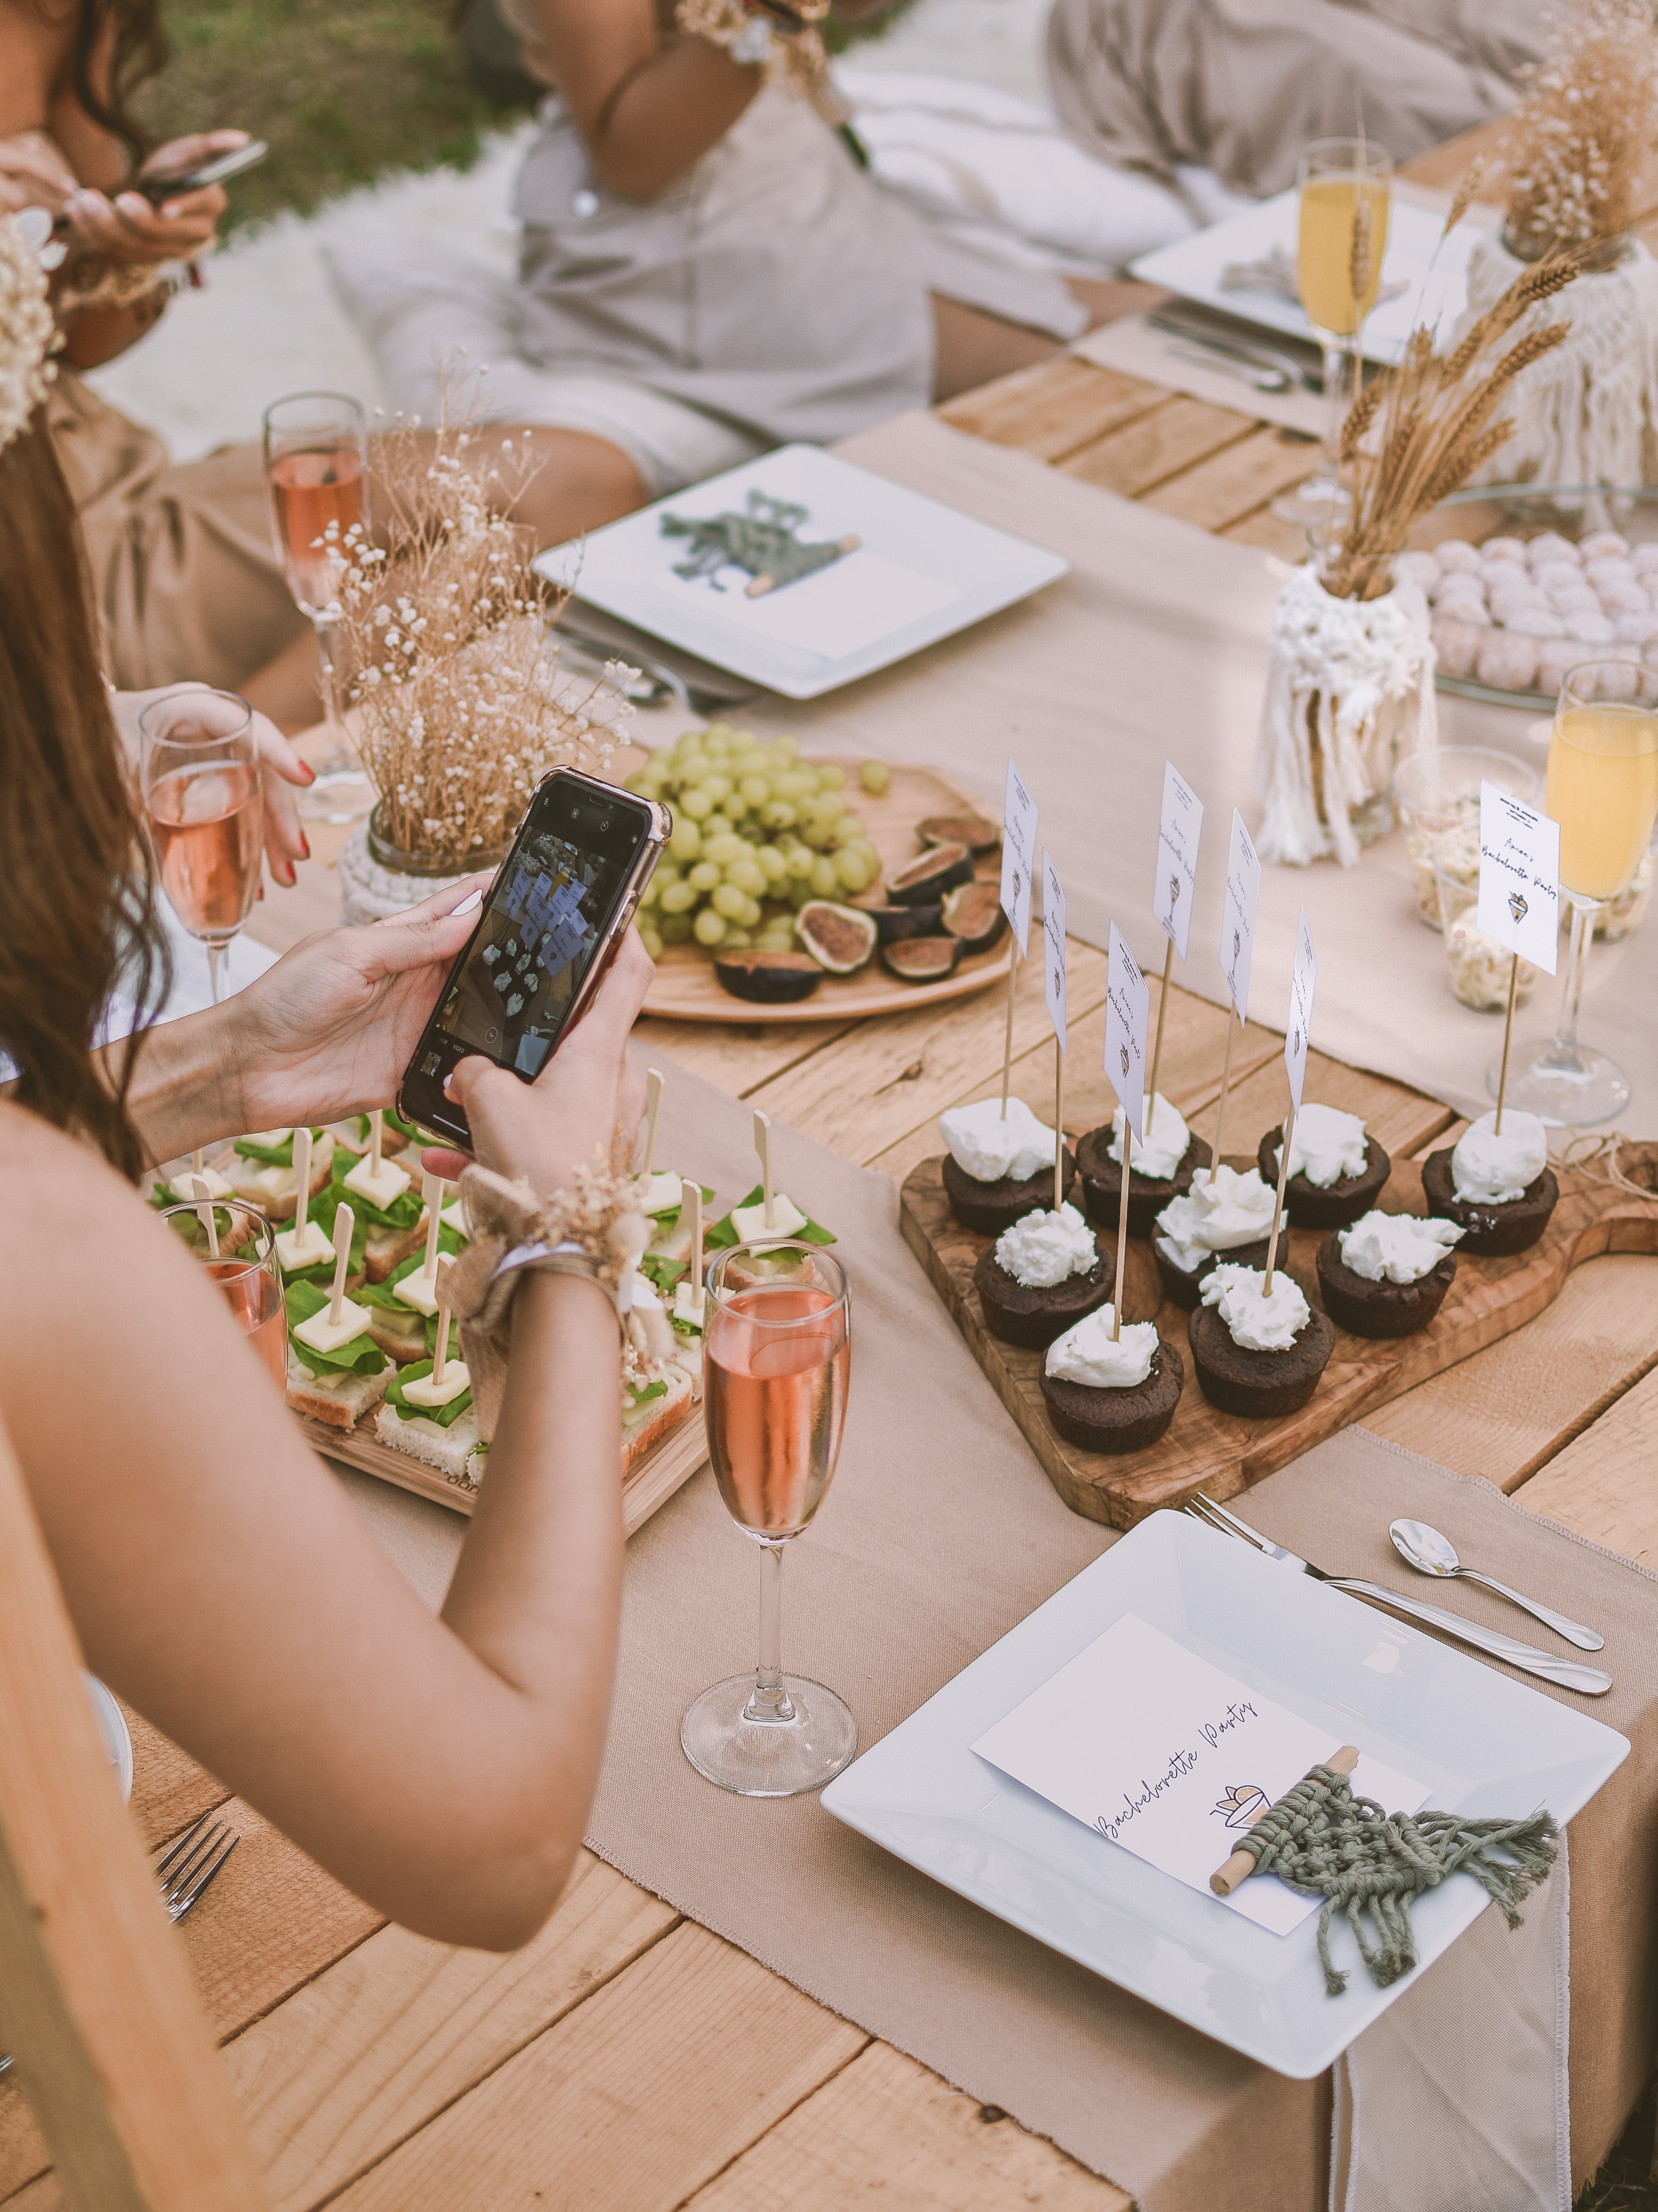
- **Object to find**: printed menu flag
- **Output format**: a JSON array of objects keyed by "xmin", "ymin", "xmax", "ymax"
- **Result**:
[
  {"xmin": 1154, "ymin": 761, "xmax": 1204, "ymax": 962},
  {"xmin": 1284, "ymin": 908, "xmax": 1317, "ymax": 1114},
  {"xmin": 1219, "ymin": 809, "xmax": 1262, "ymax": 1023},
  {"xmin": 1477, "ymin": 781, "xmax": 1561, "ymax": 977},
  {"xmin": 1000, "ymin": 758, "xmax": 1038, "ymax": 956},
  {"xmin": 1043, "ymin": 850, "xmax": 1067, "ymax": 1051},
  {"xmin": 1103, "ymin": 922, "xmax": 1150, "ymax": 1143}
]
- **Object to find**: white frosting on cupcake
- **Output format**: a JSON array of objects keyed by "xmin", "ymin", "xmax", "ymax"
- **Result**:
[
  {"xmin": 940, "ymin": 1096, "xmax": 1056, "ymax": 1184},
  {"xmin": 1451, "ymin": 1110, "xmax": 1549, "ymax": 1204},
  {"xmin": 1274, "ymin": 1103, "xmax": 1369, "ymax": 1188},
  {"xmin": 1045, "ymin": 1307, "xmax": 1158, "ymax": 1388},
  {"xmin": 1336, "ymin": 1211, "xmax": 1462, "ymax": 1284},
  {"xmin": 1202, "ymin": 1263, "xmax": 1311, "ymax": 1352},
  {"xmin": 1106, "ymin": 1093, "xmax": 1191, "ymax": 1181},
  {"xmin": 994, "ymin": 1202, "xmax": 1097, "ymax": 1288},
  {"xmin": 1154, "ymin": 1165, "xmax": 1276, "ymax": 1273}
]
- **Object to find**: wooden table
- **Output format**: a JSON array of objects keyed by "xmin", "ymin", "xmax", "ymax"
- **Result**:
[{"xmin": 11, "ymin": 129, "xmax": 1658, "ymax": 2212}]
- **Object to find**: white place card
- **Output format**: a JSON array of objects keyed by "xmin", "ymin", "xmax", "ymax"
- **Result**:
[
  {"xmin": 1103, "ymin": 922, "xmax": 1150, "ymax": 1143},
  {"xmin": 1154, "ymin": 761, "xmax": 1204, "ymax": 962},
  {"xmin": 1219, "ymin": 808, "xmax": 1263, "ymax": 1023},
  {"xmin": 1000, "ymin": 758, "xmax": 1038, "ymax": 955},
  {"xmin": 1477, "ymin": 780, "xmax": 1561, "ymax": 977},
  {"xmin": 972, "ymin": 1613, "xmax": 1428, "ymax": 1936},
  {"xmin": 1284, "ymin": 907, "xmax": 1318, "ymax": 1114},
  {"xmin": 1043, "ymin": 849, "xmax": 1067, "ymax": 1051}
]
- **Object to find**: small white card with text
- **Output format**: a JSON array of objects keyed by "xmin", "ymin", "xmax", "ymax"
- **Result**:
[
  {"xmin": 1043, "ymin": 850, "xmax": 1067, "ymax": 1051},
  {"xmin": 1000, "ymin": 759, "xmax": 1038, "ymax": 956},
  {"xmin": 1154, "ymin": 761, "xmax": 1204, "ymax": 963},
  {"xmin": 1284, "ymin": 908, "xmax": 1318, "ymax": 1114},
  {"xmin": 1477, "ymin": 781, "xmax": 1561, "ymax": 977},
  {"xmin": 1104, "ymin": 922, "xmax": 1150, "ymax": 1144},
  {"xmin": 1220, "ymin": 809, "xmax": 1263, "ymax": 1023},
  {"xmin": 972, "ymin": 1613, "xmax": 1428, "ymax": 1935}
]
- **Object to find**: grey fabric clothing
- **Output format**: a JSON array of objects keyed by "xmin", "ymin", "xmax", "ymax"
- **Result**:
[{"xmin": 1046, "ymin": 0, "xmax": 1545, "ymax": 198}]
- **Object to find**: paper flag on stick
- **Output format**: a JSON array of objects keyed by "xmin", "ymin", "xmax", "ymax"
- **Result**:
[
  {"xmin": 1154, "ymin": 762, "xmax": 1204, "ymax": 963},
  {"xmin": 1104, "ymin": 922, "xmax": 1150, "ymax": 1143},
  {"xmin": 1476, "ymin": 781, "xmax": 1561, "ymax": 978},
  {"xmin": 1000, "ymin": 758, "xmax": 1038, "ymax": 957},
  {"xmin": 1219, "ymin": 809, "xmax": 1262, "ymax": 1024},
  {"xmin": 1283, "ymin": 908, "xmax": 1317, "ymax": 1114},
  {"xmin": 1043, "ymin": 849, "xmax": 1068, "ymax": 1051}
]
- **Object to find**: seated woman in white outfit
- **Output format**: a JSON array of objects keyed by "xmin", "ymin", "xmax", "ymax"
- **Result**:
[{"xmin": 331, "ymin": 0, "xmax": 1129, "ymax": 544}]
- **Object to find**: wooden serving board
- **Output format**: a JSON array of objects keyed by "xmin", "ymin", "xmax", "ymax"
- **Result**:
[
  {"xmin": 636, "ymin": 755, "xmax": 1010, "ymax": 1024},
  {"xmin": 900, "ymin": 1143, "xmax": 1658, "ymax": 1529},
  {"xmin": 299, "ymin": 1403, "xmax": 708, "ymax": 1537}
]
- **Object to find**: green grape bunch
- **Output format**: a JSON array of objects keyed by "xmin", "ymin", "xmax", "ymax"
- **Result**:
[{"xmin": 627, "ymin": 727, "xmax": 887, "ymax": 962}]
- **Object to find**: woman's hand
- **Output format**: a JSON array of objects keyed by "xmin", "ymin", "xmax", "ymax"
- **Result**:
[
  {"xmin": 66, "ymin": 130, "xmax": 247, "ymax": 266},
  {"xmin": 112, "ymin": 685, "xmax": 311, "ymax": 885},
  {"xmin": 0, "ymin": 131, "xmax": 77, "ymax": 220},
  {"xmin": 431, "ymin": 931, "xmax": 655, "ymax": 1195}
]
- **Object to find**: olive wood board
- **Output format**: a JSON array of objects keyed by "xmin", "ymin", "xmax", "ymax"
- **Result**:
[
  {"xmin": 635, "ymin": 754, "xmax": 1010, "ymax": 1024},
  {"xmin": 899, "ymin": 1142, "xmax": 1658, "ymax": 1528},
  {"xmin": 296, "ymin": 1402, "xmax": 708, "ymax": 1536}
]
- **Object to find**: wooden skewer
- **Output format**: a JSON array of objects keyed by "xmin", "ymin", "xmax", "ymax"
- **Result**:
[
  {"xmin": 326, "ymin": 1204, "xmax": 355, "ymax": 1326},
  {"xmin": 1262, "ymin": 1103, "xmax": 1296, "ymax": 1300},
  {"xmin": 1210, "ymin": 1745, "xmax": 1359, "ymax": 1896},
  {"xmin": 754, "ymin": 1109, "xmax": 775, "ymax": 1231},
  {"xmin": 432, "ymin": 1257, "xmax": 454, "ymax": 1386},
  {"xmin": 1053, "ymin": 1039, "xmax": 1065, "ymax": 1214},
  {"xmin": 1110, "ymin": 1126, "xmax": 1132, "ymax": 1344},
  {"xmin": 292, "ymin": 1128, "xmax": 313, "ymax": 1241},
  {"xmin": 1495, "ymin": 953, "xmax": 1518, "ymax": 1137},
  {"xmin": 420, "ymin": 1170, "xmax": 445, "ymax": 1284},
  {"xmin": 1210, "ymin": 1008, "xmax": 1239, "ymax": 1173},
  {"xmin": 688, "ymin": 1181, "xmax": 704, "ymax": 1317},
  {"xmin": 190, "ymin": 1146, "xmax": 206, "ymax": 1181},
  {"xmin": 190, "ymin": 1176, "xmax": 219, "ymax": 1260},
  {"xmin": 642, "ymin": 1069, "xmax": 665, "ymax": 1183},
  {"xmin": 369, "ymin": 1109, "xmax": 383, "ymax": 1178},
  {"xmin": 1146, "ymin": 936, "xmax": 1174, "ymax": 1127},
  {"xmin": 1000, "ymin": 948, "xmax": 1019, "ymax": 1117}
]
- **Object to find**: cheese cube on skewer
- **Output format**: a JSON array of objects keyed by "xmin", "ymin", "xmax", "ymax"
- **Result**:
[
  {"xmin": 275, "ymin": 1218, "xmax": 335, "ymax": 1273},
  {"xmin": 731, "ymin": 1192, "xmax": 808, "ymax": 1243},
  {"xmin": 292, "ymin": 1299, "xmax": 374, "ymax": 1356},
  {"xmin": 342, "ymin": 1152, "xmax": 412, "ymax": 1210},
  {"xmin": 402, "ymin": 1362, "xmax": 472, "ymax": 1411},
  {"xmin": 392, "ymin": 1268, "xmax": 442, "ymax": 1317}
]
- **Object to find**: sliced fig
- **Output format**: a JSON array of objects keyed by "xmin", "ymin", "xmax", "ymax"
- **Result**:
[
  {"xmin": 714, "ymin": 949, "xmax": 822, "ymax": 1004},
  {"xmin": 861, "ymin": 902, "xmax": 943, "ymax": 943},
  {"xmin": 882, "ymin": 935, "xmax": 963, "ymax": 983},
  {"xmin": 884, "ymin": 842, "xmax": 974, "ymax": 906},
  {"xmin": 941, "ymin": 879, "xmax": 1007, "ymax": 952},
  {"xmin": 796, "ymin": 900, "xmax": 877, "ymax": 975},
  {"xmin": 917, "ymin": 812, "xmax": 1000, "ymax": 855}
]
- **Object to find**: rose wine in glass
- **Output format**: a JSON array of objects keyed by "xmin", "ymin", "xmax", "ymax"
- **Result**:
[
  {"xmin": 1500, "ymin": 659, "xmax": 1658, "ymax": 1124},
  {"xmin": 157, "ymin": 1200, "xmax": 286, "ymax": 1389},
  {"xmin": 262, "ymin": 390, "xmax": 374, "ymax": 824},
  {"xmin": 683, "ymin": 1243, "xmax": 857, "ymax": 1797},
  {"xmin": 138, "ymin": 689, "xmax": 263, "ymax": 1006}
]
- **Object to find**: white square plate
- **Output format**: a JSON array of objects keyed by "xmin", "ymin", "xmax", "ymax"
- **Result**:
[
  {"xmin": 1130, "ymin": 191, "xmax": 1483, "ymax": 366},
  {"xmin": 821, "ymin": 1511, "xmax": 1627, "ymax": 2077},
  {"xmin": 533, "ymin": 445, "xmax": 1068, "ymax": 700}
]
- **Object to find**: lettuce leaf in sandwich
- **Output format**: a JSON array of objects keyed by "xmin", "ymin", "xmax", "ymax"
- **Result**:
[
  {"xmin": 284, "ymin": 1277, "xmax": 385, "ymax": 1376},
  {"xmin": 385, "ymin": 1358, "xmax": 474, "ymax": 1427},
  {"xmin": 328, "ymin": 1143, "xmax": 425, "ymax": 1231},
  {"xmin": 356, "ymin": 1231, "xmax": 465, "ymax": 1312},
  {"xmin": 235, "ymin": 1128, "xmax": 324, "ymax": 1168},
  {"xmin": 706, "ymin": 1187, "xmax": 835, "ymax": 1248},
  {"xmin": 282, "ymin": 1210, "xmax": 369, "ymax": 1287},
  {"xmin": 645, "ymin": 1180, "xmax": 715, "ymax": 1234}
]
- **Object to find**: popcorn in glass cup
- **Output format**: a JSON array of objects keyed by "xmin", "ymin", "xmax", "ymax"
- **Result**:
[{"xmin": 1432, "ymin": 844, "xmax": 1539, "ymax": 1011}]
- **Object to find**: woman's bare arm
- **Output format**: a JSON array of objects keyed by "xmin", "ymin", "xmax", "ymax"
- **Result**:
[{"xmin": 4, "ymin": 937, "xmax": 655, "ymax": 1951}]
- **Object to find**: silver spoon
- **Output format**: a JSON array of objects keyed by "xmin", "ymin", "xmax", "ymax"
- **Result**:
[{"xmin": 1389, "ymin": 1519, "xmax": 1605, "ymax": 1652}]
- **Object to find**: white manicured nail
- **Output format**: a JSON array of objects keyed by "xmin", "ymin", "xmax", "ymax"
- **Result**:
[{"xmin": 451, "ymin": 889, "xmax": 482, "ymax": 917}]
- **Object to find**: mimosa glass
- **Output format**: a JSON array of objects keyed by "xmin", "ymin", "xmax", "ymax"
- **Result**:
[
  {"xmin": 1274, "ymin": 137, "xmax": 1392, "ymax": 538},
  {"xmin": 262, "ymin": 390, "xmax": 374, "ymax": 824},
  {"xmin": 138, "ymin": 688, "xmax": 263, "ymax": 1006},
  {"xmin": 682, "ymin": 1242, "xmax": 856, "ymax": 1797},
  {"xmin": 1499, "ymin": 660, "xmax": 1658, "ymax": 1124},
  {"xmin": 158, "ymin": 1200, "xmax": 286, "ymax": 1389}
]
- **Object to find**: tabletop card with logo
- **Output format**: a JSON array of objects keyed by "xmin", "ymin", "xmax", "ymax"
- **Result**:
[
  {"xmin": 1284, "ymin": 908, "xmax": 1318, "ymax": 1114},
  {"xmin": 1104, "ymin": 922, "xmax": 1150, "ymax": 1143},
  {"xmin": 1000, "ymin": 758, "xmax": 1038, "ymax": 956},
  {"xmin": 971, "ymin": 1612, "xmax": 1428, "ymax": 1935},
  {"xmin": 1153, "ymin": 762, "xmax": 1204, "ymax": 962},
  {"xmin": 1477, "ymin": 781, "xmax": 1561, "ymax": 975},
  {"xmin": 1219, "ymin": 808, "xmax": 1263, "ymax": 1022},
  {"xmin": 1043, "ymin": 850, "xmax": 1068, "ymax": 1051}
]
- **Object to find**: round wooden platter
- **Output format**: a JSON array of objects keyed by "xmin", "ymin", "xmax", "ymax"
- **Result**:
[{"xmin": 622, "ymin": 749, "xmax": 1010, "ymax": 1025}]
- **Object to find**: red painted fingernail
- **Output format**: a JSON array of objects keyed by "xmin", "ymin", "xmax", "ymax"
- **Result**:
[
  {"xmin": 299, "ymin": 835, "xmax": 311, "ymax": 861},
  {"xmin": 299, "ymin": 762, "xmax": 316, "ymax": 783}
]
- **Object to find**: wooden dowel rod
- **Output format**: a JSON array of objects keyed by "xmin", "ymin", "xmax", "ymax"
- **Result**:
[
  {"xmin": 1262, "ymin": 1103, "xmax": 1296, "ymax": 1299},
  {"xmin": 1053, "ymin": 1039, "xmax": 1064, "ymax": 1214},
  {"xmin": 1111, "ymin": 1126, "xmax": 1132, "ymax": 1343},
  {"xmin": 642, "ymin": 1069, "xmax": 665, "ymax": 1181},
  {"xmin": 1210, "ymin": 1745, "xmax": 1359, "ymax": 1896},
  {"xmin": 754, "ymin": 1109, "xmax": 775, "ymax": 1232},
  {"xmin": 1000, "ymin": 948, "xmax": 1019, "ymax": 1116},
  {"xmin": 1495, "ymin": 954, "xmax": 1518, "ymax": 1136},
  {"xmin": 1146, "ymin": 936, "xmax": 1174, "ymax": 1123},
  {"xmin": 1210, "ymin": 1009, "xmax": 1239, "ymax": 1174}
]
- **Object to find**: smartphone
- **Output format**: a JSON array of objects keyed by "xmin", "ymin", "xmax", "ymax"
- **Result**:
[
  {"xmin": 398, "ymin": 768, "xmax": 669, "ymax": 1149},
  {"xmin": 135, "ymin": 139, "xmax": 269, "ymax": 202}
]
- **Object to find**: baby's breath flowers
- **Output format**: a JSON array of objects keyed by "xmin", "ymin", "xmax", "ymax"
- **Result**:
[
  {"xmin": 1502, "ymin": 0, "xmax": 1658, "ymax": 262},
  {"xmin": 333, "ymin": 411, "xmax": 632, "ymax": 861},
  {"xmin": 0, "ymin": 215, "xmax": 58, "ymax": 457}
]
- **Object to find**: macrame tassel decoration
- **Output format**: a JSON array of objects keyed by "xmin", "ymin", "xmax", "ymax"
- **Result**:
[
  {"xmin": 1256, "ymin": 565, "xmax": 1439, "ymax": 869},
  {"xmin": 1239, "ymin": 1762, "xmax": 1559, "ymax": 1997},
  {"xmin": 1456, "ymin": 230, "xmax": 1658, "ymax": 492}
]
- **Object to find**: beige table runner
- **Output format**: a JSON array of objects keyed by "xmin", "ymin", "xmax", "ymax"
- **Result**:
[
  {"xmin": 620, "ymin": 411, "xmax": 1658, "ymax": 1137},
  {"xmin": 1072, "ymin": 312, "xmax": 1330, "ymax": 438},
  {"xmin": 335, "ymin": 1059, "xmax": 1658, "ymax": 2210}
]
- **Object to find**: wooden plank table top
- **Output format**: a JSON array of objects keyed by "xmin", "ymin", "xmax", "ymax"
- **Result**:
[{"xmin": 16, "ymin": 120, "xmax": 1658, "ymax": 2212}]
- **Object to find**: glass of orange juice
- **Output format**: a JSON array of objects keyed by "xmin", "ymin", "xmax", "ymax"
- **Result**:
[{"xmin": 1502, "ymin": 660, "xmax": 1658, "ymax": 1124}]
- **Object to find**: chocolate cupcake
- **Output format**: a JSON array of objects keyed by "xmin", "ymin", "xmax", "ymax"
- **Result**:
[
  {"xmin": 1154, "ymin": 1232, "xmax": 1271, "ymax": 1311},
  {"xmin": 1420, "ymin": 1111, "xmax": 1558, "ymax": 1255},
  {"xmin": 1076, "ymin": 1095, "xmax": 1210, "ymax": 1239},
  {"xmin": 974, "ymin": 1203, "xmax": 1114, "ymax": 1350},
  {"xmin": 1040, "ymin": 1324, "xmax": 1184, "ymax": 1453},
  {"xmin": 1315, "ymin": 1212, "xmax": 1461, "ymax": 1339},
  {"xmin": 943, "ymin": 1147, "xmax": 1076, "ymax": 1236},
  {"xmin": 1257, "ymin": 1104, "xmax": 1390, "ymax": 1231},
  {"xmin": 1150, "ymin": 1163, "xmax": 1279, "ymax": 1310},
  {"xmin": 1188, "ymin": 1263, "xmax": 1334, "ymax": 1418}
]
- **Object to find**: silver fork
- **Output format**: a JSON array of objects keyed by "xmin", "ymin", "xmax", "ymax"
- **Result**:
[
  {"xmin": 0, "ymin": 1810, "xmax": 239, "ymax": 2081},
  {"xmin": 1183, "ymin": 1494, "xmax": 1613, "ymax": 1697}
]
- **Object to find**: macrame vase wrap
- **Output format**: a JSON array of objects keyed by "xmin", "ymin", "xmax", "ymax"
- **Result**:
[
  {"xmin": 1457, "ymin": 230, "xmax": 1658, "ymax": 491},
  {"xmin": 1239, "ymin": 1762, "xmax": 1559, "ymax": 1998},
  {"xmin": 444, "ymin": 1160, "xmax": 674, "ymax": 1439},
  {"xmin": 1256, "ymin": 565, "xmax": 1439, "ymax": 869}
]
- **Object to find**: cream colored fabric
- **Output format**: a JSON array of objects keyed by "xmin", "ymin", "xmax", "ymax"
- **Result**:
[
  {"xmin": 331, "ymin": 1057, "xmax": 1658, "ymax": 2210},
  {"xmin": 1074, "ymin": 310, "xmax": 1330, "ymax": 437}
]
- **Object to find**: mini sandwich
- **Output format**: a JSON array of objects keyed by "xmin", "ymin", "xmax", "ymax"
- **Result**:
[
  {"xmin": 324, "ymin": 1108, "xmax": 420, "ymax": 1156},
  {"xmin": 326, "ymin": 1122, "xmax": 429, "ymax": 1283},
  {"xmin": 284, "ymin": 1267, "xmax": 390, "ymax": 1431},
  {"xmin": 639, "ymin": 1172, "xmax": 715, "ymax": 1265},
  {"xmin": 374, "ymin": 1352, "xmax": 484, "ymax": 1486},
  {"xmin": 229, "ymin": 1128, "xmax": 336, "ymax": 1222},
  {"xmin": 620, "ymin": 1363, "xmax": 694, "ymax": 1477},
  {"xmin": 358, "ymin": 1230, "xmax": 466, "ymax": 1362},
  {"xmin": 706, "ymin": 1184, "xmax": 835, "ymax": 1289},
  {"xmin": 151, "ymin": 1150, "xmax": 235, "ymax": 1207}
]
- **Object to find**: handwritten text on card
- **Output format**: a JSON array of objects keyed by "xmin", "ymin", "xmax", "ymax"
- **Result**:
[
  {"xmin": 1477, "ymin": 781, "xmax": 1561, "ymax": 977},
  {"xmin": 1000, "ymin": 759, "xmax": 1038, "ymax": 957},
  {"xmin": 1104, "ymin": 923, "xmax": 1150, "ymax": 1143},
  {"xmin": 1219, "ymin": 809, "xmax": 1262, "ymax": 1023},
  {"xmin": 1154, "ymin": 762, "xmax": 1204, "ymax": 963},
  {"xmin": 1043, "ymin": 850, "xmax": 1067, "ymax": 1050}
]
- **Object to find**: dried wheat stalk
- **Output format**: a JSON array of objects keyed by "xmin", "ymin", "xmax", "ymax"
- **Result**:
[{"xmin": 1501, "ymin": 0, "xmax": 1658, "ymax": 261}]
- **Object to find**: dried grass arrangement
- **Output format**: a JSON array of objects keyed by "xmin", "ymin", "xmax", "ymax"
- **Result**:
[
  {"xmin": 332, "ymin": 414, "xmax": 632, "ymax": 865},
  {"xmin": 1501, "ymin": 0, "xmax": 1658, "ymax": 265}
]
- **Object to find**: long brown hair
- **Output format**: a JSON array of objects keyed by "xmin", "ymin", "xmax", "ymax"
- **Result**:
[
  {"xmin": 58, "ymin": 0, "xmax": 169, "ymax": 164},
  {"xmin": 0, "ymin": 413, "xmax": 166, "ymax": 1175}
]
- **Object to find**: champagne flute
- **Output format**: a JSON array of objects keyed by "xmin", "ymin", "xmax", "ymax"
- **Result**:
[
  {"xmin": 681, "ymin": 1242, "xmax": 856, "ymax": 1797},
  {"xmin": 1499, "ymin": 659, "xmax": 1658, "ymax": 1124},
  {"xmin": 262, "ymin": 390, "xmax": 373, "ymax": 825},
  {"xmin": 138, "ymin": 688, "xmax": 264, "ymax": 1008},
  {"xmin": 157, "ymin": 1200, "xmax": 286, "ymax": 1389},
  {"xmin": 1273, "ymin": 137, "xmax": 1392, "ymax": 537}
]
